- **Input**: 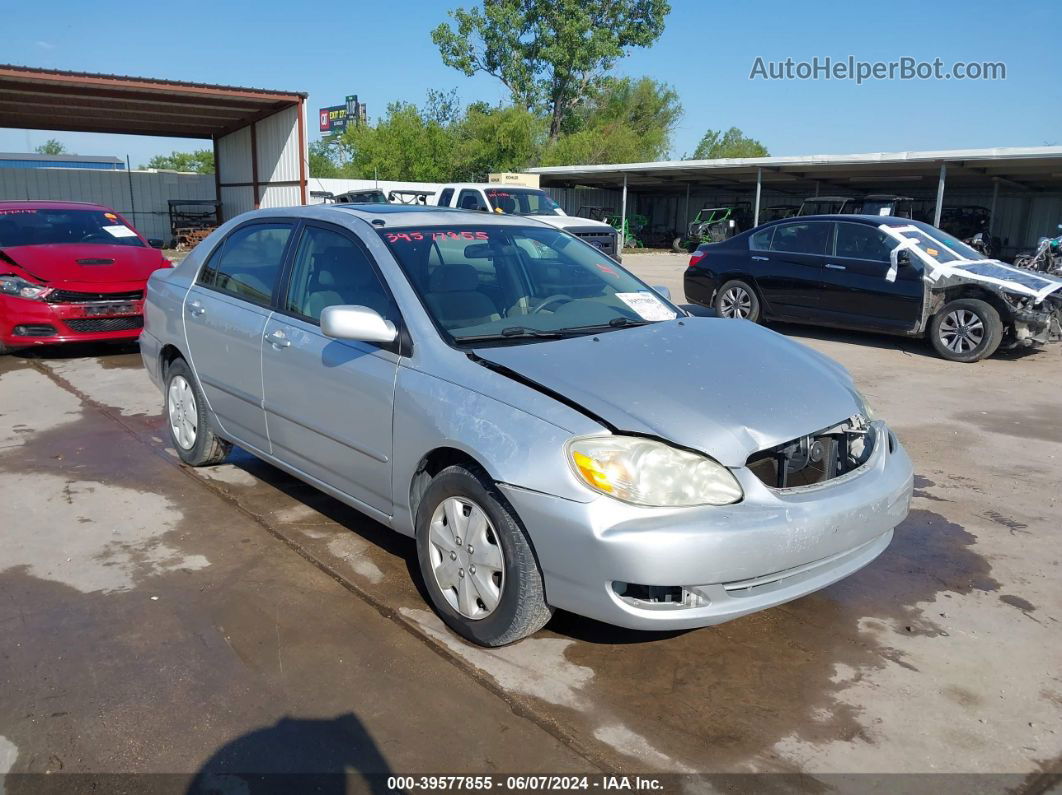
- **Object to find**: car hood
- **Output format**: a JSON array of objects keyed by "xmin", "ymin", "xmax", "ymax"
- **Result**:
[
  {"xmin": 531, "ymin": 215, "xmax": 615, "ymax": 232},
  {"xmin": 473, "ymin": 319, "xmax": 862, "ymax": 467},
  {"xmin": 0, "ymin": 244, "xmax": 165, "ymax": 284}
]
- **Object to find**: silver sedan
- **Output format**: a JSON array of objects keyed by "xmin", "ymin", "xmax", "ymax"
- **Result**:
[{"xmin": 140, "ymin": 205, "xmax": 913, "ymax": 646}]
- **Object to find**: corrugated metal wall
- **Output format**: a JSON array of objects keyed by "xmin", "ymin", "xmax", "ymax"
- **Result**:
[
  {"xmin": 217, "ymin": 105, "xmax": 305, "ymax": 216},
  {"xmin": 0, "ymin": 167, "xmax": 215, "ymax": 241},
  {"xmin": 256, "ymin": 105, "xmax": 301, "ymax": 185}
]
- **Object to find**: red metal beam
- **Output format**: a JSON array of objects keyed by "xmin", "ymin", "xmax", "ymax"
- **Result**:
[
  {"xmin": 297, "ymin": 97, "xmax": 308, "ymax": 205},
  {"xmin": 250, "ymin": 121, "xmax": 260, "ymax": 209}
]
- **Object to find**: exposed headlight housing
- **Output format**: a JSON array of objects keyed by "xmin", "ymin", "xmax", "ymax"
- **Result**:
[
  {"xmin": 567, "ymin": 435, "xmax": 743, "ymax": 507},
  {"xmin": 0, "ymin": 275, "xmax": 49, "ymax": 300}
]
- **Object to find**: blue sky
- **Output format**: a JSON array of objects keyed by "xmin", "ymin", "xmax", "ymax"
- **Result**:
[{"xmin": 2, "ymin": 0, "xmax": 1059, "ymax": 165}]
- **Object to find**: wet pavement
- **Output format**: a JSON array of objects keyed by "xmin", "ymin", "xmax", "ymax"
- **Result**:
[{"xmin": 1, "ymin": 254, "xmax": 1060, "ymax": 783}]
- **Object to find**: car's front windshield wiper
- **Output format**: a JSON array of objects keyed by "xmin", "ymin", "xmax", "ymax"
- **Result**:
[
  {"xmin": 556, "ymin": 317, "xmax": 651, "ymax": 334},
  {"xmin": 457, "ymin": 326, "xmax": 572, "ymax": 343}
]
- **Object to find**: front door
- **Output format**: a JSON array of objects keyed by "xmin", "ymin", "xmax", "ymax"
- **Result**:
[
  {"xmin": 817, "ymin": 221, "xmax": 924, "ymax": 331},
  {"xmin": 757, "ymin": 220, "xmax": 832, "ymax": 317},
  {"xmin": 261, "ymin": 223, "xmax": 402, "ymax": 515},
  {"xmin": 183, "ymin": 221, "xmax": 295, "ymax": 453}
]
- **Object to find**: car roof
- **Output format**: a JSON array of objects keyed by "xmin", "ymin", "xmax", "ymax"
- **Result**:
[
  {"xmin": 0, "ymin": 199, "xmax": 112, "ymax": 211},
  {"xmin": 244, "ymin": 203, "xmax": 549, "ymax": 229},
  {"xmin": 755, "ymin": 214, "xmax": 931, "ymax": 228}
]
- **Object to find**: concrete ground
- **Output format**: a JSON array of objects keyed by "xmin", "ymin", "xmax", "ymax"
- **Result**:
[{"xmin": 0, "ymin": 252, "xmax": 1059, "ymax": 787}]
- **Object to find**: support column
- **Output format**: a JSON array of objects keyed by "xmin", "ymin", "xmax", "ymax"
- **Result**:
[
  {"xmin": 250, "ymin": 121, "xmax": 260, "ymax": 209},
  {"xmin": 684, "ymin": 183, "xmax": 690, "ymax": 231},
  {"xmin": 753, "ymin": 167, "xmax": 762, "ymax": 227},
  {"xmin": 933, "ymin": 162, "xmax": 947, "ymax": 227},
  {"xmin": 620, "ymin": 172, "xmax": 628, "ymax": 250},
  {"xmin": 989, "ymin": 179, "xmax": 999, "ymax": 235}
]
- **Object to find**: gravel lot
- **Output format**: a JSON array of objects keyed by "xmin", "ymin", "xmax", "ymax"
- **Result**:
[{"xmin": 0, "ymin": 251, "xmax": 1058, "ymax": 787}]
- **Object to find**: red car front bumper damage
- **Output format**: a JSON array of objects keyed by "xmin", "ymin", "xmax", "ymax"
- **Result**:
[{"xmin": 0, "ymin": 281, "xmax": 147, "ymax": 348}]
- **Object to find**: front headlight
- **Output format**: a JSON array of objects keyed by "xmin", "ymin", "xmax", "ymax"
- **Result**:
[
  {"xmin": 567, "ymin": 435, "xmax": 743, "ymax": 507},
  {"xmin": 0, "ymin": 275, "xmax": 49, "ymax": 300},
  {"xmin": 853, "ymin": 389, "xmax": 876, "ymax": 422}
]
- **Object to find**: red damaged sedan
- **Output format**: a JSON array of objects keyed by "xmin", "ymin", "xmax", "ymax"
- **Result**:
[{"xmin": 0, "ymin": 200, "xmax": 171, "ymax": 354}]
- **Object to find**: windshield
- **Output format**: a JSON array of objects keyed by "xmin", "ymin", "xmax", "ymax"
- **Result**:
[
  {"xmin": 886, "ymin": 221, "xmax": 985, "ymax": 264},
  {"xmin": 484, "ymin": 189, "xmax": 563, "ymax": 217},
  {"xmin": 0, "ymin": 208, "xmax": 144, "ymax": 248},
  {"xmin": 380, "ymin": 225, "xmax": 677, "ymax": 344}
]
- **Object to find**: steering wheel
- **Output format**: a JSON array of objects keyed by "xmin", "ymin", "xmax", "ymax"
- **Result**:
[
  {"xmin": 79, "ymin": 232, "xmax": 111, "ymax": 243},
  {"xmin": 530, "ymin": 294, "xmax": 573, "ymax": 315}
]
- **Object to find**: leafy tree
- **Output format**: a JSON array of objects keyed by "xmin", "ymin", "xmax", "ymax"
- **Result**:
[
  {"xmin": 689, "ymin": 127, "xmax": 769, "ymax": 159},
  {"xmin": 309, "ymin": 140, "xmax": 341, "ymax": 178},
  {"xmin": 433, "ymin": 0, "xmax": 670, "ymax": 140},
  {"xmin": 143, "ymin": 149, "xmax": 215, "ymax": 173},
  {"xmin": 34, "ymin": 139, "xmax": 66, "ymax": 155},
  {"xmin": 541, "ymin": 76, "xmax": 680, "ymax": 165},
  {"xmin": 338, "ymin": 101, "xmax": 456, "ymax": 182},
  {"xmin": 452, "ymin": 103, "xmax": 544, "ymax": 180}
]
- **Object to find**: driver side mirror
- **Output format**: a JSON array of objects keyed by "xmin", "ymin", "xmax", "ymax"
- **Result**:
[
  {"xmin": 651, "ymin": 285, "xmax": 672, "ymax": 301},
  {"xmin": 320, "ymin": 305, "xmax": 397, "ymax": 344},
  {"xmin": 896, "ymin": 249, "xmax": 912, "ymax": 267}
]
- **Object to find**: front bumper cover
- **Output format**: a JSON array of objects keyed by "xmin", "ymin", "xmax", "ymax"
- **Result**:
[{"xmin": 500, "ymin": 421, "xmax": 913, "ymax": 631}]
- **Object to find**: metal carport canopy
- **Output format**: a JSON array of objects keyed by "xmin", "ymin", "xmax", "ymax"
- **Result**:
[
  {"xmin": 0, "ymin": 64, "xmax": 310, "ymax": 214},
  {"xmin": 527, "ymin": 147, "xmax": 1062, "ymax": 193}
]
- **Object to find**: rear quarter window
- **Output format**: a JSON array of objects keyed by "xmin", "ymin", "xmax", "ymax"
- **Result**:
[{"xmin": 749, "ymin": 227, "xmax": 774, "ymax": 251}]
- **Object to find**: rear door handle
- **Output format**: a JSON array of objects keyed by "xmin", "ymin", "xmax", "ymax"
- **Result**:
[
  {"xmin": 825, "ymin": 263, "xmax": 846, "ymax": 271},
  {"xmin": 187, "ymin": 300, "xmax": 206, "ymax": 316},
  {"xmin": 266, "ymin": 329, "xmax": 291, "ymax": 349},
  {"xmin": 751, "ymin": 255, "xmax": 769, "ymax": 261}
]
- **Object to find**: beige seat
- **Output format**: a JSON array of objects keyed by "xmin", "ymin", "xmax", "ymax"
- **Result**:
[{"xmin": 424, "ymin": 264, "xmax": 500, "ymax": 329}]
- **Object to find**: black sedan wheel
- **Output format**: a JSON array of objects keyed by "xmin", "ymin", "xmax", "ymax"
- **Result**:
[
  {"xmin": 714, "ymin": 279, "xmax": 761, "ymax": 322},
  {"xmin": 929, "ymin": 299, "xmax": 1003, "ymax": 363}
]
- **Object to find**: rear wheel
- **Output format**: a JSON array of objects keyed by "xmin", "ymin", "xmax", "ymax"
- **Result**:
[
  {"xmin": 929, "ymin": 299, "xmax": 1003, "ymax": 363},
  {"xmin": 165, "ymin": 358, "xmax": 231, "ymax": 466},
  {"xmin": 672, "ymin": 236, "xmax": 686, "ymax": 253},
  {"xmin": 416, "ymin": 465, "xmax": 552, "ymax": 646},
  {"xmin": 714, "ymin": 279, "xmax": 762, "ymax": 322}
]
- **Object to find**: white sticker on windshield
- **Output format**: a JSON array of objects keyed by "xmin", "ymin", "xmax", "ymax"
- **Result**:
[
  {"xmin": 616, "ymin": 291, "xmax": 677, "ymax": 321},
  {"xmin": 102, "ymin": 224, "xmax": 137, "ymax": 238}
]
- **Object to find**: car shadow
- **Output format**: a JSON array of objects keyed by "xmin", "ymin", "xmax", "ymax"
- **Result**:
[
  {"xmin": 186, "ymin": 712, "xmax": 393, "ymax": 794},
  {"xmin": 766, "ymin": 321, "xmax": 1046, "ymax": 362},
  {"xmin": 9, "ymin": 339, "xmax": 140, "ymax": 362}
]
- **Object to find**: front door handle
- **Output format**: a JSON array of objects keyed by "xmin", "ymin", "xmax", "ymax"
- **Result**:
[
  {"xmin": 266, "ymin": 329, "xmax": 291, "ymax": 349},
  {"xmin": 187, "ymin": 300, "xmax": 206, "ymax": 316},
  {"xmin": 825, "ymin": 263, "xmax": 846, "ymax": 271},
  {"xmin": 751, "ymin": 255, "xmax": 769, "ymax": 261}
]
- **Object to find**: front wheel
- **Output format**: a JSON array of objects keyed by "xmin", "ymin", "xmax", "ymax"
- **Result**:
[
  {"xmin": 165, "ymin": 358, "xmax": 231, "ymax": 466},
  {"xmin": 416, "ymin": 465, "xmax": 552, "ymax": 646},
  {"xmin": 929, "ymin": 299, "xmax": 1003, "ymax": 362},
  {"xmin": 713, "ymin": 279, "xmax": 762, "ymax": 322}
]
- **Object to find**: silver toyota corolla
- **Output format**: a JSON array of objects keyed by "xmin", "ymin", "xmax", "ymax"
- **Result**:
[{"xmin": 140, "ymin": 205, "xmax": 913, "ymax": 646}]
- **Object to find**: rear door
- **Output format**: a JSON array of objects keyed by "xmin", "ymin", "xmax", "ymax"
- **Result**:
[
  {"xmin": 757, "ymin": 220, "xmax": 832, "ymax": 316},
  {"xmin": 261, "ymin": 222, "xmax": 402, "ymax": 514},
  {"xmin": 818, "ymin": 221, "xmax": 924, "ymax": 331},
  {"xmin": 184, "ymin": 221, "xmax": 294, "ymax": 453}
]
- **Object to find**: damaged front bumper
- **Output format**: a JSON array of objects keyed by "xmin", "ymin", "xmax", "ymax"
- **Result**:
[
  {"xmin": 1006, "ymin": 298, "xmax": 1062, "ymax": 348},
  {"xmin": 501, "ymin": 421, "xmax": 913, "ymax": 631}
]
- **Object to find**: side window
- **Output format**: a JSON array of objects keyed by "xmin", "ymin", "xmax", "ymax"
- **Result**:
[
  {"xmin": 284, "ymin": 225, "xmax": 397, "ymax": 325},
  {"xmin": 457, "ymin": 190, "xmax": 487, "ymax": 212},
  {"xmin": 770, "ymin": 222, "xmax": 830, "ymax": 255},
  {"xmin": 749, "ymin": 227, "xmax": 774, "ymax": 251},
  {"xmin": 834, "ymin": 223, "xmax": 894, "ymax": 262},
  {"xmin": 201, "ymin": 223, "xmax": 293, "ymax": 305},
  {"xmin": 437, "ymin": 188, "xmax": 454, "ymax": 207}
]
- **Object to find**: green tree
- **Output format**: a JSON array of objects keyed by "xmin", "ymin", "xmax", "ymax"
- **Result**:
[
  {"xmin": 337, "ymin": 101, "xmax": 456, "ymax": 182},
  {"xmin": 432, "ymin": 0, "xmax": 670, "ymax": 140},
  {"xmin": 451, "ymin": 103, "xmax": 544, "ymax": 180},
  {"xmin": 142, "ymin": 149, "xmax": 215, "ymax": 173},
  {"xmin": 34, "ymin": 139, "xmax": 66, "ymax": 155},
  {"xmin": 309, "ymin": 140, "xmax": 341, "ymax": 178},
  {"xmin": 689, "ymin": 127, "xmax": 769, "ymax": 159},
  {"xmin": 541, "ymin": 76, "xmax": 681, "ymax": 165}
]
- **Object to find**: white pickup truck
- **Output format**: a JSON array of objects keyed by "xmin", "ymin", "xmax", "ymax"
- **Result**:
[{"xmin": 432, "ymin": 183, "xmax": 621, "ymax": 261}]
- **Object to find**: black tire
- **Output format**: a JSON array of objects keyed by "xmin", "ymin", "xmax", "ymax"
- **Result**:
[
  {"xmin": 416, "ymin": 464, "xmax": 552, "ymax": 647},
  {"xmin": 672, "ymin": 236, "xmax": 686, "ymax": 253},
  {"xmin": 713, "ymin": 278, "xmax": 762, "ymax": 322},
  {"xmin": 928, "ymin": 298, "xmax": 1003, "ymax": 363},
  {"xmin": 164, "ymin": 357, "xmax": 231, "ymax": 466}
]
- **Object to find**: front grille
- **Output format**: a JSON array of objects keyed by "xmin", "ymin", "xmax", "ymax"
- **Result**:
[
  {"xmin": 65, "ymin": 316, "xmax": 144, "ymax": 333},
  {"xmin": 13, "ymin": 324, "xmax": 57, "ymax": 337},
  {"xmin": 47, "ymin": 289, "xmax": 143, "ymax": 304},
  {"xmin": 746, "ymin": 415, "xmax": 874, "ymax": 490}
]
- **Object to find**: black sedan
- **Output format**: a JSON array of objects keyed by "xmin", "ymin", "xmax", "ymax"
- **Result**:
[{"xmin": 683, "ymin": 215, "xmax": 1062, "ymax": 362}]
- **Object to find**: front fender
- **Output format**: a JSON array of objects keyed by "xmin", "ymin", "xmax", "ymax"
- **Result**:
[{"xmin": 391, "ymin": 366, "xmax": 596, "ymax": 535}]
